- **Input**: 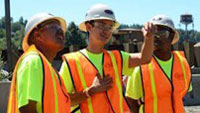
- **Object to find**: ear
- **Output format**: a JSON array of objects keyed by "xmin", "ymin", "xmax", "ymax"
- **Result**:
[
  {"xmin": 33, "ymin": 30, "xmax": 43, "ymax": 43},
  {"xmin": 85, "ymin": 23, "xmax": 93, "ymax": 32}
]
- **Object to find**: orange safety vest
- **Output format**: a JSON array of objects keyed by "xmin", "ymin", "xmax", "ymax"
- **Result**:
[
  {"xmin": 7, "ymin": 45, "xmax": 70, "ymax": 113},
  {"xmin": 63, "ymin": 50, "xmax": 131, "ymax": 113},
  {"xmin": 141, "ymin": 51, "xmax": 191, "ymax": 113}
]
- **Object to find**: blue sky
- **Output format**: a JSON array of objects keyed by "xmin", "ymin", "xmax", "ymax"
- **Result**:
[{"xmin": 0, "ymin": 0, "xmax": 199, "ymax": 31}]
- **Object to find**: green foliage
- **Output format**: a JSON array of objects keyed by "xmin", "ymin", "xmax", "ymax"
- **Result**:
[
  {"xmin": 178, "ymin": 29, "xmax": 200, "ymax": 43},
  {"xmin": 0, "ymin": 29, "xmax": 6, "ymax": 38},
  {"xmin": 119, "ymin": 24, "xmax": 143, "ymax": 29},
  {"xmin": 0, "ymin": 51, "xmax": 11, "ymax": 81},
  {"xmin": 65, "ymin": 22, "xmax": 87, "ymax": 47},
  {"xmin": 0, "ymin": 38, "xmax": 7, "ymax": 49},
  {"xmin": 0, "ymin": 16, "xmax": 200, "ymax": 50},
  {"xmin": 0, "ymin": 17, "xmax": 6, "ymax": 29}
]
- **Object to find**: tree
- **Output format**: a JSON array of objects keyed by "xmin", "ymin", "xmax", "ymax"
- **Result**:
[
  {"xmin": 19, "ymin": 16, "xmax": 27, "ymax": 26},
  {"xmin": 11, "ymin": 22, "xmax": 22, "ymax": 32},
  {"xmin": 0, "ymin": 29, "xmax": 6, "ymax": 38},
  {"xmin": 0, "ymin": 17, "xmax": 6, "ymax": 29},
  {"xmin": 178, "ymin": 29, "xmax": 200, "ymax": 43},
  {"xmin": 119, "ymin": 24, "xmax": 143, "ymax": 29},
  {"xmin": 66, "ymin": 22, "xmax": 87, "ymax": 47}
]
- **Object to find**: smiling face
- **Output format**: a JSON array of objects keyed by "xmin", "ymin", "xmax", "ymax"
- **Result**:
[
  {"xmin": 31, "ymin": 20, "xmax": 66, "ymax": 52},
  {"xmin": 86, "ymin": 19, "xmax": 115, "ymax": 46},
  {"xmin": 153, "ymin": 25, "xmax": 174, "ymax": 53}
]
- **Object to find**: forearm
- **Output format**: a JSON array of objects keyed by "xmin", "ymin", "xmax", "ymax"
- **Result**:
[
  {"xmin": 70, "ymin": 76, "xmax": 113, "ymax": 106},
  {"xmin": 140, "ymin": 37, "xmax": 154, "ymax": 64},
  {"xmin": 128, "ymin": 22, "xmax": 155, "ymax": 67},
  {"xmin": 69, "ymin": 91, "xmax": 88, "ymax": 106},
  {"xmin": 128, "ymin": 38, "xmax": 153, "ymax": 68},
  {"xmin": 70, "ymin": 87, "xmax": 96, "ymax": 106},
  {"xmin": 19, "ymin": 100, "xmax": 38, "ymax": 113}
]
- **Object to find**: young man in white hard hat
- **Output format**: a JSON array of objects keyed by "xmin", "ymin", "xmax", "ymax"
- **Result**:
[
  {"xmin": 60, "ymin": 3, "xmax": 154, "ymax": 113},
  {"xmin": 7, "ymin": 13, "xmax": 70, "ymax": 113},
  {"xmin": 126, "ymin": 15, "xmax": 192, "ymax": 113}
]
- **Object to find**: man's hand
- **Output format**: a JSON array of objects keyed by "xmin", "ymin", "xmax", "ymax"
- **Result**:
[
  {"xmin": 89, "ymin": 74, "xmax": 113, "ymax": 95},
  {"xmin": 19, "ymin": 100, "xmax": 38, "ymax": 113},
  {"xmin": 142, "ymin": 22, "xmax": 156, "ymax": 41},
  {"xmin": 69, "ymin": 74, "xmax": 113, "ymax": 106}
]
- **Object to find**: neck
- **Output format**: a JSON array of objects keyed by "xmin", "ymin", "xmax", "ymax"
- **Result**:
[
  {"xmin": 37, "ymin": 46, "xmax": 57, "ymax": 63},
  {"xmin": 153, "ymin": 50, "xmax": 172, "ymax": 61},
  {"xmin": 86, "ymin": 41, "xmax": 104, "ymax": 54}
]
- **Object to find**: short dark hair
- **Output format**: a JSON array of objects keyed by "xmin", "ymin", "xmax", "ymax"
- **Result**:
[{"xmin": 85, "ymin": 20, "xmax": 95, "ymax": 27}]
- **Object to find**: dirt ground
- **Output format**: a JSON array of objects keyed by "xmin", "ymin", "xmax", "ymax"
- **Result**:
[{"xmin": 185, "ymin": 106, "xmax": 200, "ymax": 113}]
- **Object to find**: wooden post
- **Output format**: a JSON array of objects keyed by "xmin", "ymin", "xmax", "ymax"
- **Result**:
[{"xmin": 4, "ymin": 0, "xmax": 12, "ymax": 72}]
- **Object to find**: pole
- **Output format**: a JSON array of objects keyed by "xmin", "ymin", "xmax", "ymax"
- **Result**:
[
  {"xmin": 186, "ymin": 24, "xmax": 188, "ymax": 41},
  {"xmin": 4, "ymin": 0, "xmax": 12, "ymax": 72}
]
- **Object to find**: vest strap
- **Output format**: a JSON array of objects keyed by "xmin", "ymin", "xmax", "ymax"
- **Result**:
[
  {"xmin": 108, "ymin": 51, "xmax": 123, "ymax": 113},
  {"xmin": 73, "ymin": 52, "xmax": 94, "ymax": 113},
  {"xmin": 148, "ymin": 62, "xmax": 158, "ymax": 113}
]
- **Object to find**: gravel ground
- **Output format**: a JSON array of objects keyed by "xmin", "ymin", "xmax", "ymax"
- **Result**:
[{"xmin": 185, "ymin": 106, "xmax": 200, "ymax": 113}]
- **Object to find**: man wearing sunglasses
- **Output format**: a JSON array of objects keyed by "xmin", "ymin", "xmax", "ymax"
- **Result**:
[
  {"xmin": 7, "ymin": 13, "xmax": 70, "ymax": 113},
  {"xmin": 60, "ymin": 3, "xmax": 154, "ymax": 113},
  {"xmin": 126, "ymin": 15, "xmax": 192, "ymax": 113}
]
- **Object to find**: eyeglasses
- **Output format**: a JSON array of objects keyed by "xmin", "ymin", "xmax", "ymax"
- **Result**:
[
  {"xmin": 154, "ymin": 30, "xmax": 170, "ymax": 39},
  {"xmin": 154, "ymin": 26, "xmax": 172, "ymax": 39},
  {"xmin": 36, "ymin": 20, "xmax": 62, "ymax": 32},
  {"xmin": 93, "ymin": 22, "xmax": 115, "ymax": 31},
  {"xmin": 39, "ymin": 24, "xmax": 62, "ymax": 32}
]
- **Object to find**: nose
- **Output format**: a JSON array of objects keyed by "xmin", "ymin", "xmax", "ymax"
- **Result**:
[{"xmin": 103, "ymin": 29, "xmax": 111, "ymax": 35}]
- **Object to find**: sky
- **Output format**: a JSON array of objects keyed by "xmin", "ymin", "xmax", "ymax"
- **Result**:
[{"xmin": 0, "ymin": 0, "xmax": 200, "ymax": 31}]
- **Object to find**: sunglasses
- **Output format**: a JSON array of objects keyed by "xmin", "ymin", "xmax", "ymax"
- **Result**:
[
  {"xmin": 154, "ymin": 26, "xmax": 172, "ymax": 39},
  {"xmin": 93, "ymin": 21, "xmax": 115, "ymax": 31},
  {"xmin": 36, "ymin": 20, "xmax": 62, "ymax": 32},
  {"xmin": 154, "ymin": 30, "xmax": 170, "ymax": 39}
]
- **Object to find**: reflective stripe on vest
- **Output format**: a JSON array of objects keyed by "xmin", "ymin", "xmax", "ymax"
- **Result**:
[
  {"xmin": 64, "ymin": 50, "xmax": 131, "ymax": 113},
  {"xmin": 109, "ymin": 52, "xmax": 123, "ymax": 113},
  {"xmin": 72, "ymin": 53, "xmax": 94, "ymax": 113},
  {"xmin": 7, "ymin": 45, "xmax": 70, "ymax": 113},
  {"xmin": 141, "ymin": 51, "xmax": 191, "ymax": 113},
  {"xmin": 148, "ymin": 63, "xmax": 158, "ymax": 113},
  {"xmin": 175, "ymin": 51, "xmax": 188, "ymax": 95}
]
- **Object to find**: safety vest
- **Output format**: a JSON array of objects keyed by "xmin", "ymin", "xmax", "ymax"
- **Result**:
[
  {"xmin": 141, "ymin": 51, "xmax": 191, "ymax": 113},
  {"xmin": 63, "ymin": 50, "xmax": 131, "ymax": 113},
  {"xmin": 7, "ymin": 45, "xmax": 70, "ymax": 113}
]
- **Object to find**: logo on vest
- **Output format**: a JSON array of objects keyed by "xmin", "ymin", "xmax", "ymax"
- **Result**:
[
  {"xmin": 174, "ymin": 73, "xmax": 184, "ymax": 80},
  {"xmin": 104, "ymin": 63, "xmax": 113, "ymax": 69}
]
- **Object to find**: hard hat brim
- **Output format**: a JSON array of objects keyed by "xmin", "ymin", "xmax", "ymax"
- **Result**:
[
  {"xmin": 22, "ymin": 17, "xmax": 66, "ymax": 52},
  {"xmin": 79, "ymin": 18, "xmax": 120, "ymax": 32},
  {"xmin": 172, "ymin": 30, "xmax": 179, "ymax": 44}
]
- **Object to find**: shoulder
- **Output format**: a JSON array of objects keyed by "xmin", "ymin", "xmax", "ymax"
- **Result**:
[
  {"xmin": 63, "ymin": 51, "xmax": 81, "ymax": 57},
  {"xmin": 17, "ymin": 53, "xmax": 42, "ymax": 70},
  {"xmin": 21, "ymin": 52, "xmax": 41, "ymax": 64},
  {"xmin": 133, "ymin": 66, "xmax": 141, "ymax": 77},
  {"xmin": 62, "ymin": 51, "xmax": 80, "ymax": 61},
  {"xmin": 173, "ymin": 51, "xmax": 188, "ymax": 63}
]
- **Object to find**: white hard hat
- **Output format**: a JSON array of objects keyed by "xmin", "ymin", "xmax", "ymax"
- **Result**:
[
  {"xmin": 150, "ymin": 15, "xmax": 179, "ymax": 44},
  {"xmin": 79, "ymin": 3, "xmax": 120, "ymax": 32},
  {"xmin": 23, "ymin": 12, "xmax": 66, "ymax": 51}
]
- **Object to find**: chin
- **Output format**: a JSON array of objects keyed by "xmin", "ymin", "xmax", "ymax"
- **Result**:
[{"xmin": 54, "ymin": 44, "xmax": 65, "ymax": 51}]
